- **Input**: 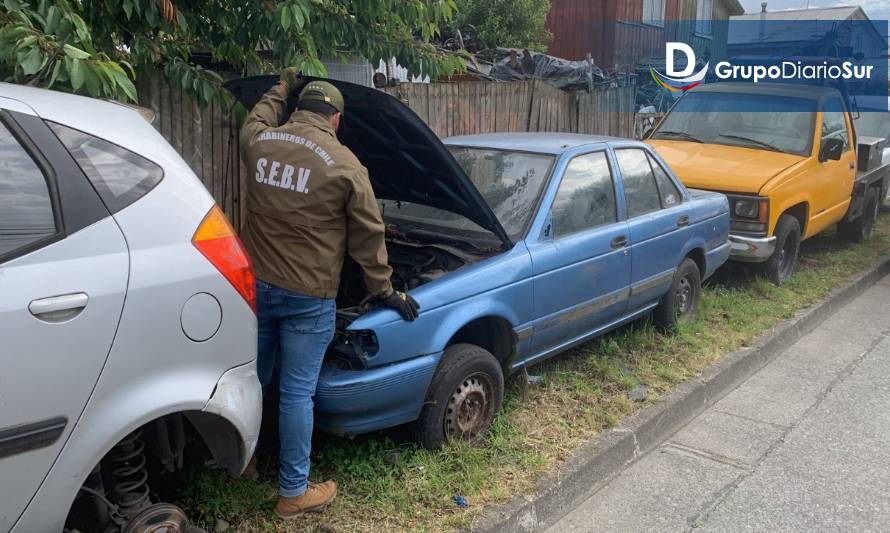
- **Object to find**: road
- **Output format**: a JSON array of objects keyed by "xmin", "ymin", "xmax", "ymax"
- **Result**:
[{"xmin": 547, "ymin": 275, "xmax": 890, "ymax": 533}]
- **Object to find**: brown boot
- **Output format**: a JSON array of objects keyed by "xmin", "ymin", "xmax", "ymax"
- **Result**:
[
  {"xmin": 275, "ymin": 481, "xmax": 337, "ymax": 519},
  {"xmin": 241, "ymin": 456, "xmax": 258, "ymax": 480}
]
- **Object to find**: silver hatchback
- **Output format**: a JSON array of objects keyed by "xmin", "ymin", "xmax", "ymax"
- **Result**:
[{"xmin": 0, "ymin": 83, "xmax": 261, "ymax": 532}]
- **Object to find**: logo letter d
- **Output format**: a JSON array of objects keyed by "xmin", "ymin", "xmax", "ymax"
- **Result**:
[{"xmin": 666, "ymin": 43, "xmax": 696, "ymax": 77}]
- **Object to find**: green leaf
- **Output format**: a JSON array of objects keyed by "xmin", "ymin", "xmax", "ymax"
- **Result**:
[
  {"xmin": 67, "ymin": 56, "xmax": 84, "ymax": 90},
  {"xmin": 293, "ymin": 5, "xmax": 305, "ymax": 29},
  {"xmin": 122, "ymin": 0, "xmax": 133, "ymax": 19},
  {"xmin": 19, "ymin": 47, "xmax": 44, "ymax": 76},
  {"xmin": 280, "ymin": 5, "xmax": 291, "ymax": 31},
  {"xmin": 111, "ymin": 68, "xmax": 137, "ymax": 102},
  {"xmin": 47, "ymin": 59, "xmax": 62, "ymax": 87},
  {"xmin": 82, "ymin": 63, "xmax": 101, "ymax": 96},
  {"xmin": 63, "ymin": 44, "xmax": 91, "ymax": 60},
  {"xmin": 45, "ymin": 6, "xmax": 60, "ymax": 34},
  {"xmin": 70, "ymin": 14, "xmax": 90, "ymax": 43}
]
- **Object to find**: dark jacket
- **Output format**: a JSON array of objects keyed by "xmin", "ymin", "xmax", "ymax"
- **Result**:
[{"xmin": 239, "ymin": 83, "xmax": 393, "ymax": 299}]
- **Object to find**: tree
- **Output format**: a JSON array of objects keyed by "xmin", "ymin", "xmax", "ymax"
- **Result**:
[
  {"xmin": 451, "ymin": 0, "xmax": 551, "ymax": 52},
  {"xmin": 0, "ymin": 0, "xmax": 463, "ymax": 110}
]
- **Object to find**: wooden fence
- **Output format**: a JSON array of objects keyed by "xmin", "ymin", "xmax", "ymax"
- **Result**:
[
  {"xmin": 382, "ymin": 79, "xmax": 637, "ymax": 139},
  {"xmin": 136, "ymin": 76, "xmax": 246, "ymax": 228},
  {"xmin": 136, "ymin": 77, "xmax": 638, "ymax": 229}
]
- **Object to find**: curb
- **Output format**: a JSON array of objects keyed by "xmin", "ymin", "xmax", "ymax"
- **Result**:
[{"xmin": 473, "ymin": 254, "xmax": 890, "ymax": 533}]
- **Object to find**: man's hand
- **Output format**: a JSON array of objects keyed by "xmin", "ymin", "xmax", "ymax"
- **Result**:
[
  {"xmin": 381, "ymin": 291, "xmax": 420, "ymax": 321},
  {"xmin": 279, "ymin": 67, "xmax": 299, "ymax": 94}
]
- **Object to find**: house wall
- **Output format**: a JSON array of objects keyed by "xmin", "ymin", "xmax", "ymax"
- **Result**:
[{"xmin": 547, "ymin": 0, "xmax": 735, "ymax": 69}]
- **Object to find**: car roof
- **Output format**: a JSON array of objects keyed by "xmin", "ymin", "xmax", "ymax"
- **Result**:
[
  {"xmin": 691, "ymin": 82, "xmax": 841, "ymax": 101},
  {"xmin": 0, "ymin": 82, "xmax": 160, "ymax": 157},
  {"xmin": 443, "ymin": 132, "xmax": 629, "ymax": 155}
]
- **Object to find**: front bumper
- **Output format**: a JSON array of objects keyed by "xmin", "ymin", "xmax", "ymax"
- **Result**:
[
  {"xmin": 729, "ymin": 234, "xmax": 776, "ymax": 263},
  {"xmin": 315, "ymin": 352, "xmax": 442, "ymax": 436},
  {"xmin": 202, "ymin": 361, "xmax": 262, "ymax": 474}
]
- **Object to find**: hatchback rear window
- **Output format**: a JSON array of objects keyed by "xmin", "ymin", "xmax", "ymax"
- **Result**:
[{"xmin": 49, "ymin": 122, "xmax": 163, "ymax": 213}]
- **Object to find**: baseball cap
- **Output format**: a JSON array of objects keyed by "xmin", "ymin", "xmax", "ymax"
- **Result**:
[{"xmin": 298, "ymin": 81, "xmax": 345, "ymax": 114}]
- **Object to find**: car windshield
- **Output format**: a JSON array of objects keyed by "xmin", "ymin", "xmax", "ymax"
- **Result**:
[
  {"xmin": 654, "ymin": 92, "xmax": 817, "ymax": 156},
  {"xmin": 379, "ymin": 147, "xmax": 554, "ymax": 241}
]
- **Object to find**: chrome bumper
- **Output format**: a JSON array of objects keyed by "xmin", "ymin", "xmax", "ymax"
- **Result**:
[{"xmin": 729, "ymin": 234, "xmax": 776, "ymax": 263}]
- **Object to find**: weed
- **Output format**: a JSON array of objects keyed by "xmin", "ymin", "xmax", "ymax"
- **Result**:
[{"xmin": 180, "ymin": 216, "xmax": 890, "ymax": 532}]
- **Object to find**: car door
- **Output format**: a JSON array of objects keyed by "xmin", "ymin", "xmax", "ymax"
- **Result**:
[
  {"xmin": 528, "ymin": 150, "xmax": 631, "ymax": 356},
  {"xmin": 615, "ymin": 147, "xmax": 690, "ymax": 311},
  {"xmin": 812, "ymin": 98, "xmax": 857, "ymax": 230},
  {"xmin": 0, "ymin": 106, "xmax": 129, "ymax": 530}
]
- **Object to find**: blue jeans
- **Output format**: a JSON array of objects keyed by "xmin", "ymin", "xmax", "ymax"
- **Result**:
[{"xmin": 255, "ymin": 280, "xmax": 336, "ymax": 497}]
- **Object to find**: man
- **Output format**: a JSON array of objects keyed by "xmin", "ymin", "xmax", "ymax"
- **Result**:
[{"xmin": 239, "ymin": 69, "xmax": 419, "ymax": 519}]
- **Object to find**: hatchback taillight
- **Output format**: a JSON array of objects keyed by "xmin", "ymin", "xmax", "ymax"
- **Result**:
[{"xmin": 192, "ymin": 205, "xmax": 256, "ymax": 314}]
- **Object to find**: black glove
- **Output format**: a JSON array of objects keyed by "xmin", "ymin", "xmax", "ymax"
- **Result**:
[{"xmin": 381, "ymin": 291, "xmax": 420, "ymax": 321}]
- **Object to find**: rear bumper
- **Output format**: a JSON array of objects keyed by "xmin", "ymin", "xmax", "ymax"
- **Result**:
[
  {"xmin": 315, "ymin": 352, "xmax": 442, "ymax": 436},
  {"xmin": 202, "ymin": 361, "xmax": 262, "ymax": 474},
  {"xmin": 704, "ymin": 240, "xmax": 732, "ymax": 278},
  {"xmin": 729, "ymin": 234, "xmax": 776, "ymax": 263}
]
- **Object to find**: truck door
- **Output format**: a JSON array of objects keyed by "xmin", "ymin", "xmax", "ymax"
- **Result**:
[
  {"xmin": 812, "ymin": 98, "xmax": 857, "ymax": 233},
  {"xmin": 0, "ymin": 106, "xmax": 128, "ymax": 530},
  {"xmin": 614, "ymin": 148, "xmax": 690, "ymax": 311},
  {"xmin": 528, "ymin": 150, "xmax": 630, "ymax": 354}
]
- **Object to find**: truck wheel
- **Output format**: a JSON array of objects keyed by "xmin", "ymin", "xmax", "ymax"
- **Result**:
[
  {"xmin": 763, "ymin": 215, "xmax": 801, "ymax": 285},
  {"xmin": 653, "ymin": 258, "xmax": 701, "ymax": 330},
  {"xmin": 415, "ymin": 343, "xmax": 504, "ymax": 450},
  {"xmin": 838, "ymin": 187, "xmax": 879, "ymax": 243}
]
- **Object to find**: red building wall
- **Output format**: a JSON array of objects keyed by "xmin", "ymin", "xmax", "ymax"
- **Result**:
[{"xmin": 546, "ymin": 0, "xmax": 684, "ymax": 71}]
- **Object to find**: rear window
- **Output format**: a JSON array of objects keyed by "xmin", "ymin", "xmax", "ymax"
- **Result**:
[{"xmin": 49, "ymin": 122, "xmax": 163, "ymax": 213}]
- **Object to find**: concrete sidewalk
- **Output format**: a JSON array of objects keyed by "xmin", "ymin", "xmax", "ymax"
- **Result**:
[{"xmin": 547, "ymin": 275, "xmax": 890, "ymax": 533}]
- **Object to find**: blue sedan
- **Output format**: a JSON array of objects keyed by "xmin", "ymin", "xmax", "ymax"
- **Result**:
[{"xmin": 227, "ymin": 77, "xmax": 732, "ymax": 449}]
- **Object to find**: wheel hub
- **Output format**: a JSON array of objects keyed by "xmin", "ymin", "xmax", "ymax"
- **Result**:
[
  {"xmin": 121, "ymin": 503, "xmax": 190, "ymax": 533},
  {"xmin": 444, "ymin": 374, "xmax": 492, "ymax": 441},
  {"xmin": 676, "ymin": 277, "xmax": 692, "ymax": 314}
]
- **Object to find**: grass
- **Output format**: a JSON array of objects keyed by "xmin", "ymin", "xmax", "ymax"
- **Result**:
[{"xmin": 178, "ymin": 214, "xmax": 890, "ymax": 533}]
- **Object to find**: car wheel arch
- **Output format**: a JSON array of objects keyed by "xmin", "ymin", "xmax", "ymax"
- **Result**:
[
  {"xmin": 775, "ymin": 200, "xmax": 809, "ymax": 237},
  {"xmin": 446, "ymin": 315, "xmax": 517, "ymax": 369}
]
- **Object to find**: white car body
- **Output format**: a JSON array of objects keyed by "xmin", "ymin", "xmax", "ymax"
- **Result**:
[{"xmin": 0, "ymin": 83, "xmax": 260, "ymax": 532}]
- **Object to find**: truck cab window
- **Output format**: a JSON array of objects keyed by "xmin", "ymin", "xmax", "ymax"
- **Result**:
[{"xmin": 821, "ymin": 100, "xmax": 850, "ymax": 151}]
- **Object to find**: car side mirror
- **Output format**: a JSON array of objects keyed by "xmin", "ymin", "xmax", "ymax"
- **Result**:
[{"xmin": 820, "ymin": 137, "xmax": 844, "ymax": 162}]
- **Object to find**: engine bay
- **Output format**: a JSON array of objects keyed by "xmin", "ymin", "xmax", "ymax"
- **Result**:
[{"xmin": 336, "ymin": 238, "xmax": 471, "ymax": 311}]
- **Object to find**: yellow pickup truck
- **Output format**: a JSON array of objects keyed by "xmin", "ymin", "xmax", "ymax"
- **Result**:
[{"xmin": 647, "ymin": 83, "xmax": 888, "ymax": 284}]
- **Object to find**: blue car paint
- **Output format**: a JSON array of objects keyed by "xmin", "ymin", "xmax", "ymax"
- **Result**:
[{"xmin": 315, "ymin": 135, "xmax": 730, "ymax": 437}]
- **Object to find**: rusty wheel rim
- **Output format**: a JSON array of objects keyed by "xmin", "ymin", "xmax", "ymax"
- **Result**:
[{"xmin": 444, "ymin": 373, "xmax": 495, "ymax": 442}]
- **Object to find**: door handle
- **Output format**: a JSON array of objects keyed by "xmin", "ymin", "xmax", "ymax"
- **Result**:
[
  {"xmin": 677, "ymin": 215, "xmax": 690, "ymax": 227},
  {"xmin": 29, "ymin": 292, "xmax": 89, "ymax": 322},
  {"xmin": 610, "ymin": 236, "xmax": 628, "ymax": 249},
  {"xmin": 849, "ymin": 163, "xmax": 856, "ymax": 170}
]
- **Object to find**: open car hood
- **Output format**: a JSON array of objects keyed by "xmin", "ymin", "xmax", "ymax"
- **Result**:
[{"xmin": 225, "ymin": 76, "xmax": 512, "ymax": 248}]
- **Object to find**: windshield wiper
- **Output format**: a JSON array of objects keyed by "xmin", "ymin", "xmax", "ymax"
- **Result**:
[
  {"xmin": 653, "ymin": 130, "xmax": 704, "ymax": 143},
  {"xmin": 717, "ymin": 134, "xmax": 784, "ymax": 153}
]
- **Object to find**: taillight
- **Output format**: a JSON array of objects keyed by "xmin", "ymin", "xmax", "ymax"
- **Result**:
[{"xmin": 192, "ymin": 205, "xmax": 256, "ymax": 314}]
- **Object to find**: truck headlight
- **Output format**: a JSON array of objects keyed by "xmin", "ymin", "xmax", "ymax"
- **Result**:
[{"xmin": 734, "ymin": 199, "xmax": 760, "ymax": 219}]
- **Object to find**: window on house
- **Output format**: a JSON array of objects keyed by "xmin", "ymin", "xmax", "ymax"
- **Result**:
[
  {"xmin": 643, "ymin": 0, "xmax": 665, "ymax": 26},
  {"xmin": 696, "ymin": 0, "xmax": 714, "ymax": 35}
]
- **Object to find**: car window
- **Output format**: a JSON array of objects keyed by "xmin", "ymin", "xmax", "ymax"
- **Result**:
[
  {"xmin": 550, "ymin": 151, "xmax": 616, "ymax": 237},
  {"xmin": 0, "ymin": 121, "xmax": 57, "ymax": 259},
  {"xmin": 821, "ymin": 99, "xmax": 849, "ymax": 151},
  {"xmin": 616, "ymin": 149, "xmax": 662, "ymax": 217},
  {"xmin": 49, "ymin": 122, "xmax": 163, "ymax": 213},
  {"xmin": 647, "ymin": 153, "xmax": 682, "ymax": 208}
]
